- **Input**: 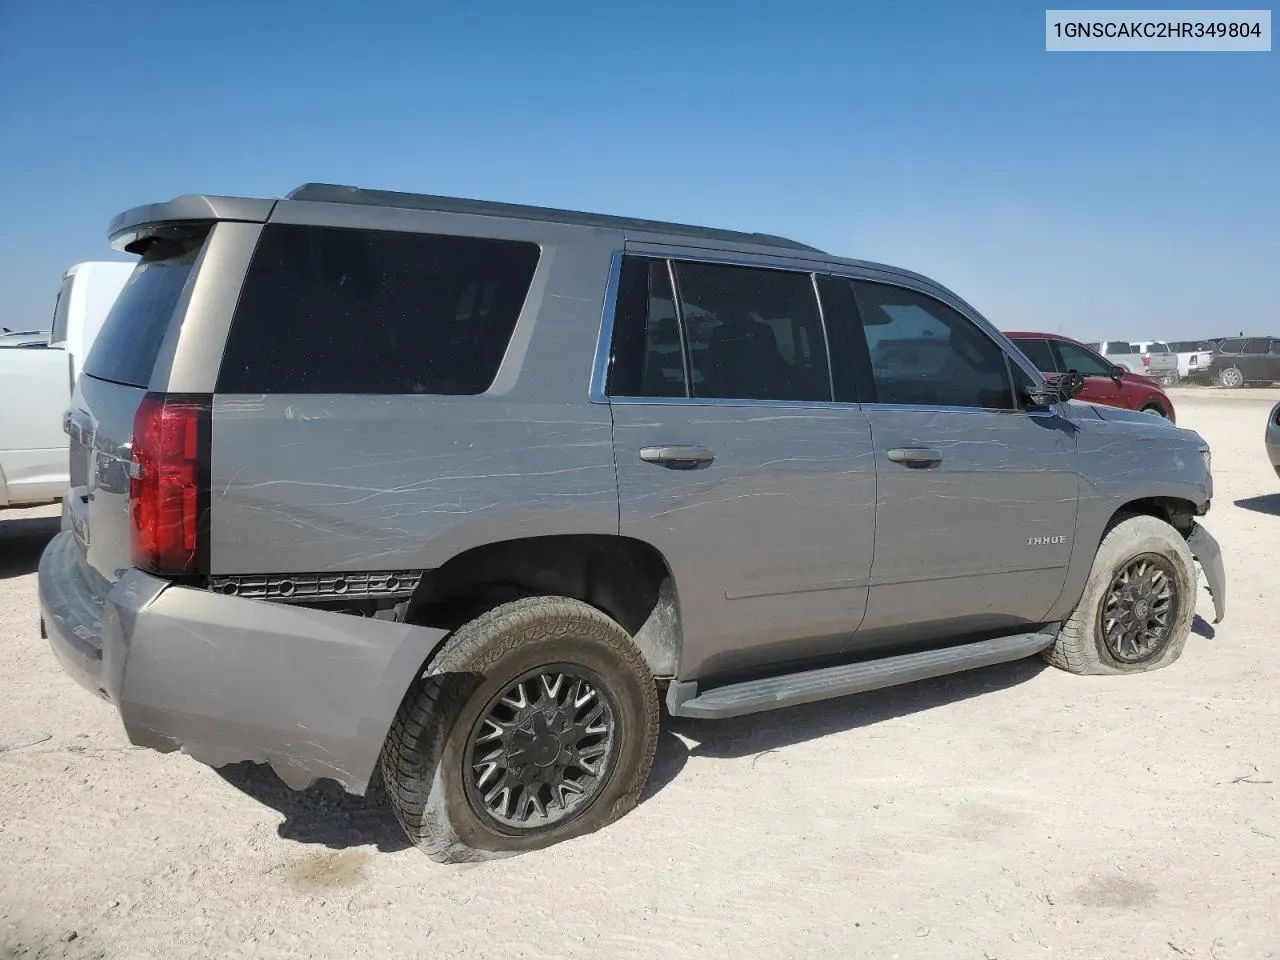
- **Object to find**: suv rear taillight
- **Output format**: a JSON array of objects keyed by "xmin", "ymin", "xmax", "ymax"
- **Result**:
[{"xmin": 130, "ymin": 393, "xmax": 212, "ymax": 576}]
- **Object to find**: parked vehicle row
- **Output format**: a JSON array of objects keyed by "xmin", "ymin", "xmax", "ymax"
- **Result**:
[
  {"xmin": 0, "ymin": 261, "xmax": 132, "ymax": 508},
  {"xmin": 38, "ymin": 183, "xmax": 1225, "ymax": 863}
]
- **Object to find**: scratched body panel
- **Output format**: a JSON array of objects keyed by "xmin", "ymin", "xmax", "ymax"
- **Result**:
[
  {"xmin": 850, "ymin": 405, "xmax": 1080, "ymax": 650},
  {"xmin": 211, "ymin": 395, "xmax": 618, "ymax": 573},
  {"xmin": 612, "ymin": 402, "xmax": 877, "ymax": 680}
]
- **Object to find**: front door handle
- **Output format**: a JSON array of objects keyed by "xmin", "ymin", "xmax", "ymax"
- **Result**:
[
  {"xmin": 639, "ymin": 445, "xmax": 715, "ymax": 469},
  {"xmin": 886, "ymin": 447, "xmax": 942, "ymax": 468}
]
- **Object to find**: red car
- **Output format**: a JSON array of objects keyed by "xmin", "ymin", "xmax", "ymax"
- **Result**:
[{"xmin": 1005, "ymin": 331, "xmax": 1177, "ymax": 423}]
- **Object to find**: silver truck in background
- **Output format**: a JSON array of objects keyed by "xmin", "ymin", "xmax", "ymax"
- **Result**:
[{"xmin": 1086, "ymin": 340, "xmax": 1180, "ymax": 387}]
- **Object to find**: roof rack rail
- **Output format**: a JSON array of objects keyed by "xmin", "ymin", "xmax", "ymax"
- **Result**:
[{"xmin": 285, "ymin": 183, "xmax": 824, "ymax": 254}]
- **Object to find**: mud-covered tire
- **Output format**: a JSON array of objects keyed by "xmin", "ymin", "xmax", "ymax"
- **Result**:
[
  {"xmin": 1043, "ymin": 515, "xmax": 1197, "ymax": 675},
  {"xmin": 381, "ymin": 596, "xmax": 659, "ymax": 863}
]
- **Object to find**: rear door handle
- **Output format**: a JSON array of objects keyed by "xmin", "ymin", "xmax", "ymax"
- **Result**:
[
  {"xmin": 887, "ymin": 447, "xmax": 942, "ymax": 467},
  {"xmin": 639, "ymin": 445, "xmax": 715, "ymax": 469}
]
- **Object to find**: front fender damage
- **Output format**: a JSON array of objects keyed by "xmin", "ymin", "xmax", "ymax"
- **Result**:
[{"xmin": 1187, "ymin": 523, "xmax": 1226, "ymax": 624}]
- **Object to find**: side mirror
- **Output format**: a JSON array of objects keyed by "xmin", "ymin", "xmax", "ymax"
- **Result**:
[
  {"xmin": 1110, "ymin": 365, "xmax": 1126, "ymax": 382},
  {"xmin": 1023, "ymin": 371, "xmax": 1086, "ymax": 408}
]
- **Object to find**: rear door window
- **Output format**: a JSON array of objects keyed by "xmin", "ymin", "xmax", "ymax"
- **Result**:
[
  {"xmin": 217, "ymin": 224, "xmax": 540, "ymax": 395},
  {"xmin": 1242, "ymin": 339, "xmax": 1267, "ymax": 354},
  {"xmin": 83, "ymin": 237, "xmax": 204, "ymax": 388},
  {"xmin": 673, "ymin": 261, "xmax": 831, "ymax": 402},
  {"xmin": 1217, "ymin": 339, "xmax": 1245, "ymax": 353}
]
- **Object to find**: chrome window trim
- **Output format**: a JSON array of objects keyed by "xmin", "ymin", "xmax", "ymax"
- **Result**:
[
  {"xmin": 588, "ymin": 250, "xmax": 623, "ymax": 404},
  {"xmin": 809, "ymin": 272, "xmax": 838, "ymax": 403},
  {"xmin": 666, "ymin": 259, "xmax": 693, "ymax": 397}
]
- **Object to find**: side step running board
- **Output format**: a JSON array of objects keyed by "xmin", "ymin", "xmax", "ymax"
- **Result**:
[{"xmin": 669, "ymin": 630, "xmax": 1057, "ymax": 719}]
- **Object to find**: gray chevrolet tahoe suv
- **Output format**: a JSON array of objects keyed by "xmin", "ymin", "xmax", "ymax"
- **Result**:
[{"xmin": 40, "ymin": 184, "xmax": 1227, "ymax": 863}]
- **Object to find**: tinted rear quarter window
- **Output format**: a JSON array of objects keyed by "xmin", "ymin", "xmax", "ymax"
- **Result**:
[
  {"xmin": 83, "ymin": 237, "xmax": 203, "ymax": 388},
  {"xmin": 1217, "ymin": 339, "xmax": 1245, "ymax": 353},
  {"xmin": 218, "ymin": 224, "xmax": 540, "ymax": 394},
  {"xmin": 1242, "ymin": 339, "xmax": 1267, "ymax": 354}
]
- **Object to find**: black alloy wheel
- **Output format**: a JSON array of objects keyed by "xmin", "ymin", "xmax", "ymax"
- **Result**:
[
  {"xmin": 1097, "ymin": 553, "xmax": 1180, "ymax": 663},
  {"xmin": 463, "ymin": 666, "xmax": 618, "ymax": 832}
]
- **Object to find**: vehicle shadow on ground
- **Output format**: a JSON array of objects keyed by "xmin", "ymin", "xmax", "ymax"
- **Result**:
[
  {"xmin": 0, "ymin": 516, "xmax": 60, "ymax": 579},
  {"xmin": 1234, "ymin": 494, "xmax": 1280, "ymax": 517},
  {"xmin": 665, "ymin": 657, "xmax": 1047, "ymax": 761},
  {"xmin": 216, "ymin": 726, "xmax": 692, "ymax": 852},
  {"xmin": 217, "ymin": 661, "xmax": 1046, "ymax": 850}
]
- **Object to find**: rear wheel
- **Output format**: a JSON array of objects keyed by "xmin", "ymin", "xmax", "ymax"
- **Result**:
[
  {"xmin": 1043, "ymin": 515, "xmax": 1196, "ymax": 675},
  {"xmin": 382, "ymin": 596, "xmax": 659, "ymax": 863},
  {"xmin": 1218, "ymin": 367, "xmax": 1244, "ymax": 388}
]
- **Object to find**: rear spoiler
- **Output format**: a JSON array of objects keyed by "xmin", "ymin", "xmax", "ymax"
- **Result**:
[{"xmin": 108, "ymin": 195, "xmax": 276, "ymax": 253}]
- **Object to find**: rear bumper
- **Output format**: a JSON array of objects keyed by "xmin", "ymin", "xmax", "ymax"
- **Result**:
[
  {"xmin": 38, "ymin": 530, "xmax": 448, "ymax": 794},
  {"xmin": 1187, "ymin": 523, "xmax": 1226, "ymax": 624}
]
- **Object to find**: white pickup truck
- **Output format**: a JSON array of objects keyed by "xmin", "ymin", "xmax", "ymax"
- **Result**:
[
  {"xmin": 1085, "ymin": 340, "xmax": 1181, "ymax": 387},
  {"xmin": 0, "ymin": 261, "xmax": 133, "ymax": 508}
]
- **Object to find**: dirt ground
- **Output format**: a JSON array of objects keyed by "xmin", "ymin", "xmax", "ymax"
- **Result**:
[{"xmin": 2, "ymin": 386, "xmax": 1277, "ymax": 960}]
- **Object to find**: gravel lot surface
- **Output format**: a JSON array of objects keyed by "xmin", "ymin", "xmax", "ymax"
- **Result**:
[{"xmin": 2, "ymin": 387, "xmax": 1277, "ymax": 960}]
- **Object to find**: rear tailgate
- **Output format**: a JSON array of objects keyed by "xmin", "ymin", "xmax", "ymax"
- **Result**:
[
  {"xmin": 1142, "ymin": 345, "xmax": 1179, "ymax": 373},
  {"xmin": 67, "ymin": 234, "xmax": 208, "ymax": 583}
]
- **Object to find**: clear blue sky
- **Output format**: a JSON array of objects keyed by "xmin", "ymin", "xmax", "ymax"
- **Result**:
[{"xmin": 1, "ymin": 1, "xmax": 1275, "ymax": 340}]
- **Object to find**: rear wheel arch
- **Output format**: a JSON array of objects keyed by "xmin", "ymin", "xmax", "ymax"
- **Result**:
[{"xmin": 404, "ymin": 534, "xmax": 684, "ymax": 679}]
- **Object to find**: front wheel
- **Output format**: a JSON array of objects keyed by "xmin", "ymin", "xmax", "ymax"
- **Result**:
[
  {"xmin": 382, "ymin": 596, "xmax": 659, "ymax": 863},
  {"xmin": 1218, "ymin": 367, "xmax": 1244, "ymax": 388},
  {"xmin": 1043, "ymin": 515, "xmax": 1197, "ymax": 675}
]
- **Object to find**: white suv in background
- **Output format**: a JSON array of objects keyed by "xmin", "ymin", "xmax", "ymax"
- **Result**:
[
  {"xmin": 1086, "ymin": 340, "xmax": 1180, "ymax": 387},
  {"xmin": 1167, "ymin": 340, "xmax": 1216, "ymax": 382}
]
